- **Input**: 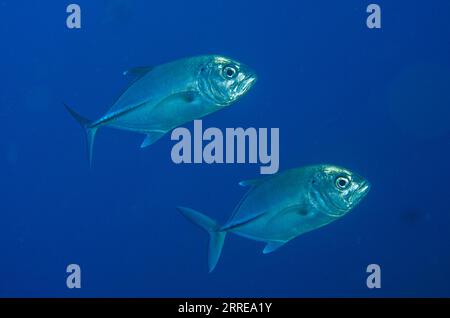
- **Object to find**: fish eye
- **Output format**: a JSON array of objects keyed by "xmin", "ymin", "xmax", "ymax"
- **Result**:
[
  {"xmin": 335, "ymin": 176, "xmax": 350, "ymax": 190},
  {"xmin": 222, "ymin": 65, "xmax": 237, "ymax": 79}
]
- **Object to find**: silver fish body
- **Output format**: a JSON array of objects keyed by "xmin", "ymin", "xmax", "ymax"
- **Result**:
[
  {"xmin": 65, "ymin": 55, "xmax": 257, "ymax": 165},
  {"xmin": 178, "ymin": 164, "xmax": 371, "ymax": 272}
]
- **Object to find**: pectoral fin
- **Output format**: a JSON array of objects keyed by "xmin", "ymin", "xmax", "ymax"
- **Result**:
[
  {"xmin": 140, "ymin": 130, "xmax": 166, "ymax": 148},
  {"xmin": 178, "ymin": 91, "xmax": 198, "ymax": 103},
  {"xmin": 263, "ymin": 241, "xmax": 287, "ymax": 254}
]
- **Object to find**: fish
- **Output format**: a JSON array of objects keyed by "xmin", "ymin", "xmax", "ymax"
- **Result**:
[
  {"xmin": 178, "ymin": 164, "xmax": 371, "ymax": 272},
  {"xmin": 65, "ymin": 55, "xmax": 257, "ymax": 165}
]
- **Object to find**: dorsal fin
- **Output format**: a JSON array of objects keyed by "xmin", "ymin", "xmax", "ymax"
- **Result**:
[
  {"xmin": 123, "ymin": 66, "xmax": 154, "ymax": 78},
  {"xmin": 239, "ymin": 175, "xmax": 273, "ymax": 187},
  {"xmin": 238, "ymin": 179, "xmax": 261, "ymax": 187}
]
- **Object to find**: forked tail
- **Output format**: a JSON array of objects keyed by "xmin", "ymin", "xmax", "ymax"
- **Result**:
[
  {"xmin": 64, "ymin": 103, "xmax": 98, "ymax": 167},
  {"xmin": 177, "ymin": 206, "xmax": 227, "ymax": 273}
]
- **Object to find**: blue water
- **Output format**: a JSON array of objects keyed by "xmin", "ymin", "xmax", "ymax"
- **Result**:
[{"xmin": 1, "ymin": 0, "xmax": 449, "ymax": 297}]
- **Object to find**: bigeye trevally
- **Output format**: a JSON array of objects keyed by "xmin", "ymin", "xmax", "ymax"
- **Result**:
[
  {"xmin": 178, "ymin": 164, "xmax": 371, "ymax": 272},
  {"xmin": 65, "ymin": 55, "xmax": 257, "ymax": 165}
]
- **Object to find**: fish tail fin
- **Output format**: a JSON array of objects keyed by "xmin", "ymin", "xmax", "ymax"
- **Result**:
[
  {"xmin": 64, "ymin": 103, "xmax": 98, "ymax": 167},
  {"xmin": 177, "ymin": 206, "xmax": 227, "ymax": 273}
]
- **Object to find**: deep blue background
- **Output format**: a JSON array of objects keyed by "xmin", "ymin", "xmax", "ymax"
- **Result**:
[{"xmin": 0, "ymin": 0, "xmax": 449, "ymax": 297}]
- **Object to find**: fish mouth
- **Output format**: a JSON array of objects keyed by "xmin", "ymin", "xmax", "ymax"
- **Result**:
[
  {"xmin": 237, "ymin": 74, "xmax": 257, "ymax": 95},
  {"xmin": 351, "ymin": 181, "xmax": 371, "ymax": 205},
  {"xmin": 358, "ymin": 181, "xmax": 371, "ymax": 196},
  {"xmin": 213, "ymin": 73, "xmax": 257, "ymax": 106}
]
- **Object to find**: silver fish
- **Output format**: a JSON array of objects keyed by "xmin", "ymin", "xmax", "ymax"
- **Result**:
[
  {"xmin": 65, "ymin": 55, "xmax": 257, "ymax": 165},
  {"xmin": 178, "ymin": 164, "xmax": 371, "ymax": 272}
]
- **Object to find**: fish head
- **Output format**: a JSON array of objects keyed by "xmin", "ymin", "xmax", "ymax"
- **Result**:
[
  {"xmin": 198, "ymin": 55, "xmax": 257, "ymax": 106},
  {"xmin": 310, "ymin": 165, "xmax": 371, "ymax": 217}
]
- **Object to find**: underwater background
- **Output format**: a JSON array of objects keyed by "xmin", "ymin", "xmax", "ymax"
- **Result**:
[{"xmin": 0, "ymin": 0, "xmax": 449, "ymax": 297}]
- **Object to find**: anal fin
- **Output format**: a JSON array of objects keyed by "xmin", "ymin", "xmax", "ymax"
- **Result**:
[
  {"xmin": 140, "ymin": 130, "xmax": 166, "ymax": 148},
  {"xmin": 263, "ymin": 241, "xmax": 287, "ymax": 254}
]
